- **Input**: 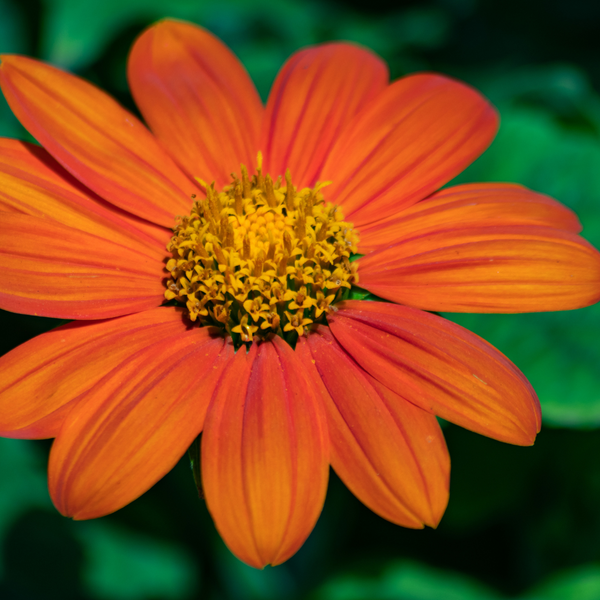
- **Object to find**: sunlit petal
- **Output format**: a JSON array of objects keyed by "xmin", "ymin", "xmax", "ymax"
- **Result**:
[
  {"xmin": 261, "ymin": 43, "xmax": 388, "ymax": 188},
  {"xmin": 202, "ymin": 336, "xmax": 329, "ymax": 568},
  {"xmin": 329, "ymin": 301, "xmax": 541, "ymax": 445},
  {"xmin": 128, "ymin": 19, "xmax": 263, "ymax": 187},
  {"xmin": 322, "ymin": 73, "xmax": 498, "ymax": 226},
  {"xmin": 297, "ymin": 328, "xmax": 449, "ymax": 527},
  {"xmin": 0, "ymin": 54, "xmax": 198, "ymax": 227},
  {"xmin": 49, "ymin": 328, "xmax": 232, "ymax": 519},
  {"xmin": 0, "ymin": 138, "xmax": 169, "ymax": 253},
  {"xmin": 0, "ymin": 213, "xmax": 165, "ymax": 319},
  {"xmin": 0, "ymin": 308, "xmax": 191, "ymax": 439},
  {"xmin": 358, "ymin": 226, "xmax": 600, "ymax": 312},
  {"xmin": 358, "ymin": 183, "xmax": 582, "ymax": 253}
]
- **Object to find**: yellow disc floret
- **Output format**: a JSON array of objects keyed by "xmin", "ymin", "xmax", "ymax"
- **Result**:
[{"xmin": 165, "ymin": 154, "xmax": 359, "ymax": 344}]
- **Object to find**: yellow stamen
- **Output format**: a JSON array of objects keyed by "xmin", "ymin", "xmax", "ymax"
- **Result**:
[{"xmin": 165, "ymin": 155, "xmax": 359, "ymax": 343}]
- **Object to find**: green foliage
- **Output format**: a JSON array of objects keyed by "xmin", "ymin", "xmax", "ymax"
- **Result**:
[
  {"xmin": 313, "ymin": 561, "xmax": 600, "ymax": 600},
  {"xmin": 0, "ymin": 0, "xmax": 29, "ymax": 139},
  {"xmin": 313, "ymin": 561, "xmax": 502, "ymax": 599},
  {"xmin": 526, "ymin": 565, "xmax": 600, "ymax": 600},
  {"xmin": 0, "ymin": 438, "xmax": 51, "ymax": 577},
  {"xmin": 40, "ymin": 0, "xmax": 323, "ymax": 79},
  {"xmin": 1, "ymin": 0, "xmax": 600, "ymax": 598},
  {"xmin": 76, "ymin": 523, "xmax": 197, "ymax": 600}
]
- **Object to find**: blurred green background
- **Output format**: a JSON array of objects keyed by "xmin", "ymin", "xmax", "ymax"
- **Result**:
[{"xmin": 1, "ymin": 0, "xmax": 600, "ymax": 598}]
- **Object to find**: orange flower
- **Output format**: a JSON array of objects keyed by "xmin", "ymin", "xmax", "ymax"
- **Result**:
[{"xmin": 1, "ymin": 19, "xmax": 599, "ymax": 568}]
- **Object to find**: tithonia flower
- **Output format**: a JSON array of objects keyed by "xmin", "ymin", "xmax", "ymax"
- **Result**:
[{"xmin": 1, "ymin": 19, "xmax": 599, "ymax": 568}]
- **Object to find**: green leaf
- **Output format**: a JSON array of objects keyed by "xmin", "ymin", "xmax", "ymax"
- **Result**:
[
  {"xmin": 347, "ymin": 287, "xmax": 371, "ymax": 301},
  {"xmin": 524, "ymin": 565, "xmax": 600, "ymax": 600},
  {"xmin": 0, "ymin": 0, "xmax": 30, "ymax": 139},
  {"xmin": 41, "ymin": 0, "xmax": 186, "ymax": 69},
  {"xmin": 40, "ymin": 0, "xmax": 321, "ymax": 71},
  {"xmin": 0, "ymin": 0, "xmax": 27, "ymax": 55},
  {"xmin": 214, "ymin": 535, "xmax": 296, "ymax": 599},
  {"xmin": 74, "ymin": 522, "xmax": 198, "ymax": 600},
  {"xmin": 312, "ymin": 560, "xmax": 502, "ymax": 600},
  {"xmin": 0, "ymin": 93, "xmax": 27, "ymax": 140},
  {"xmin": 0, "ymin": 439, "xmax": 53, "ymax": 578},
  {"xmin": 313, "ymin": 560, "xmax": 600, "ymax": 600}
]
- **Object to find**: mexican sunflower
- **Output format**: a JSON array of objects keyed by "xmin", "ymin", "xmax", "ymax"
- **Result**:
[{"xmin": 1, "ymin": 19, "xmax": 600, "ymax": 569}]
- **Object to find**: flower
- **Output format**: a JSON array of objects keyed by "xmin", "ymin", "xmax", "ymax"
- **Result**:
[{"xmin": 1, "ymin": 19, "xmax": 599, "ymax": 569}]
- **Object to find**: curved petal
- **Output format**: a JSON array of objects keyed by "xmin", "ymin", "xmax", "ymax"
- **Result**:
[
  {"xmin": 0, "ymin": 308, "xmax": 190, "ymax": 439},
  {"xmin": 329, "ymin": 301, "xmax": 541, "ymax": 445},
  {"xmin": 261, "ymin": 43, "xmax": 388, "ymax": 187},
  {"xmin": 202, "ymin": 336, "xmax": 329, "ymax": 568},
  {"xmin": 358, "ymin": 226, "xmax": 600, "ymax": 312},
  {"xmin": 49, "ymin": 327, "xmax": 232, "ymax": 520},
  {"xmin": 128, "ymin": 20, "xmax": 263, "ymax": 188},
  {"xmin": 0, "ymin": 138, "xmax": 170, "ymax": 255},
  {"xmin": 358, "ymin": 183, "xmax": 583, "ymax": 253},
  {"xmin": 0, "ymin": 55, "xmax": 198, "ymax": 227},
  {"xmin": 296, "ymin": 328, "xmax": 449, "ymax": 528},
  {"xmin": 0, "ymin": 212, "xmax": 165, "ymax": 319},
  {"xmin": 322, "ymin": 73, "xmax": 498, "ymax": 227}
]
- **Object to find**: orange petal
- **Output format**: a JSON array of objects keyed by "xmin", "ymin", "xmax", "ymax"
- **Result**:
[
  {"xmin": 0, "ymin": 55, "xmax": 198, "ymax": 227},
  {"xmin": 358, "ymin": 225, "xmax": 600, "ymax": 312},
  {"xmin": 202, "ymin": 336, "xmax": 329, "ymax": 568},
  {"xmin": 0, "ymin": 212, "xmax": 165, "ymax": 319},
  {"xmin": 0, "ymin": 138, "xmax": 170, "ymax": 255},
  {"xmin": 329, "ymin": 301, "xmax": 541, "ymax": 445},
  {"xmin": 358, "ymin": 183, "xmax": 583, "ymax": 253},
  {"xmin": 128, "ymin": 20, "xmax": 263, "ymax": 188},
  {"xmin": 296, "ymin": 328, "xmax": 449, "ymax": 528},
  {"xmin": 0, "ymin": 307, "xmax": 190, "ymax": 439},
  {"xmin": 49, "ymin": 328, "xmax": 232, "ymax": 519},
  {"xmin": 261, "ymin": 43, "xmax": 388, "ymax": 187},
  {"xmin": 321, "ymin": 74, "xmax": 498, "ymax": 227}
]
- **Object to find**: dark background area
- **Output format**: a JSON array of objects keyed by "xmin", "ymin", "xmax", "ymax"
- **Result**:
[{"xmin": 1, "ymin": 0, "xmax": 600, "ymax": 598}]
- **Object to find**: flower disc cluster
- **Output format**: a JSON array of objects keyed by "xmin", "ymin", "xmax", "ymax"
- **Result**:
[
  {"xmin": 165, "ymin": 155, "xmax": 360, "ymax": 343},
  {"xmin": 5, "ymin": 18, "xmax": 600, "ymax": 572}
]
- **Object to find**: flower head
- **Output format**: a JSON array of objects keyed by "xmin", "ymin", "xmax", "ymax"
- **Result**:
[
  {"xmin": 165, "ymin": 156, "xmax": 358, "ymax": 338},
  {"xmin": 1, "ymin": 19, "xmax": 599, "ymax": 568}
]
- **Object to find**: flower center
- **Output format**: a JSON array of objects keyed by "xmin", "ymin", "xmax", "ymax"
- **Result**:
[{"xmin": 165, "ymin": 154, "xmax": 359, "ymax": 344}]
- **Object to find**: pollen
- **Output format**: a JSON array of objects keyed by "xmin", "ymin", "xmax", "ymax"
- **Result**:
[{"xmin": 165, "ymin": 153, "xmax": 359, "ymax": 344}]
